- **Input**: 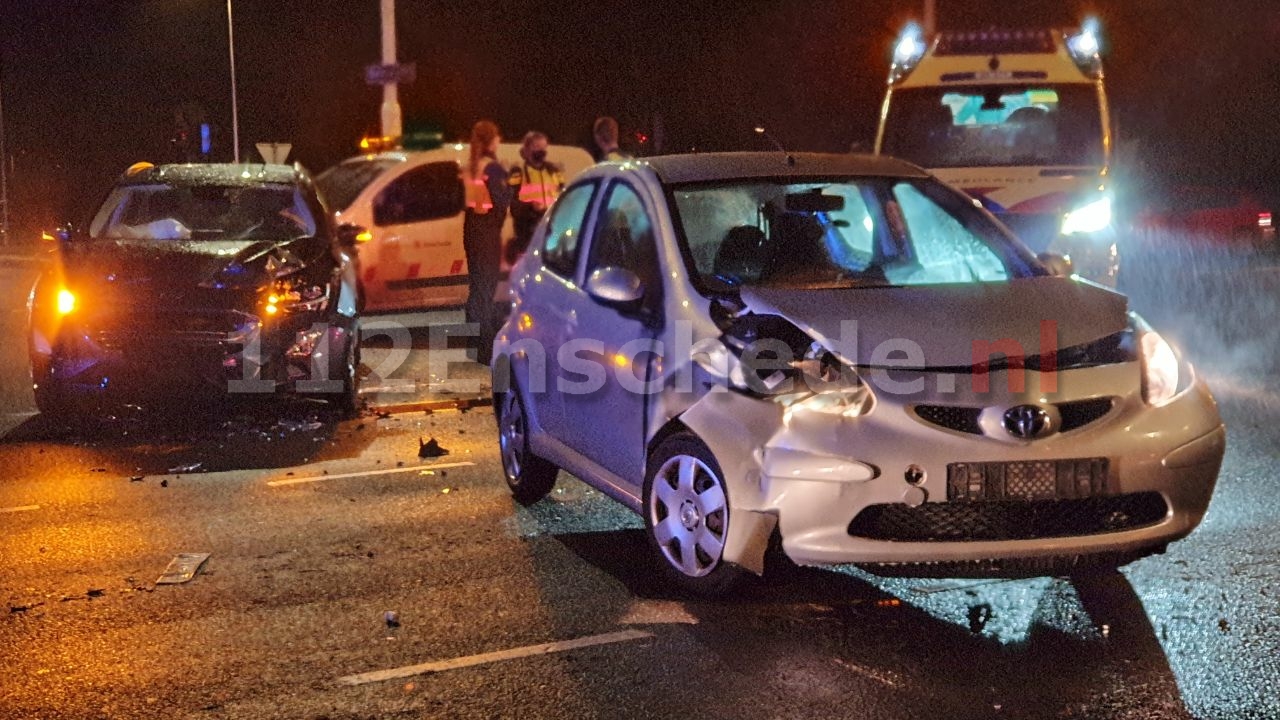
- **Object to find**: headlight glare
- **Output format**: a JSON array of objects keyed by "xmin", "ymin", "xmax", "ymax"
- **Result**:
[
  {"xmin": 56, "ymin": 289, "xmax": 77, "ymax": 315},
  {"xmin": 1061, "ymin": 196, "xmax": 1113, "ymax": 236}
]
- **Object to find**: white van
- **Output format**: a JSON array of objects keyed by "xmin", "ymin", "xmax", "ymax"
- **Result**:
[
  {"xmin": 875, "ymin": 21, "xmax": 1119, "ymax": 285},
  {"xmin": 318, "ymin": 143, "xmax": 594, "ymax": 312}
]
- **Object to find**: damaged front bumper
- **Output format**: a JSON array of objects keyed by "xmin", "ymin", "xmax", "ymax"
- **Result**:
[{"xmin": 680, "ymin": 365, "xmax": 1225, "ymax": 575}]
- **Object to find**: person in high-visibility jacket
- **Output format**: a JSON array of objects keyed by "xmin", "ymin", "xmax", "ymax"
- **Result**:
[
  {"xmin": 506, "ymin": 131, "xmax": 565, "ymax": 263},
  {"xmin": 462, "ymin": 119, "xmax": 511, "ymax": 364}
]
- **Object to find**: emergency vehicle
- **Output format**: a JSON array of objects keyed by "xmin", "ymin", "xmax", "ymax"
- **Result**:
[
  {"xmin": 876, "ymin": 19, "xmax": 1119, "ymax": 285},
  {"xmin": 318, "ymin": 143, "xmax": 593, "ymax": 312}
]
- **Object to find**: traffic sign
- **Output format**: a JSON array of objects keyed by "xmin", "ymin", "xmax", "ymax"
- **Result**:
[
  {"xmin": 256, "ymin": 142, "xmax": 292, "ymax": 164},
  {"xmin": 365, "ymin": 63, "xmax": 417, "ymax": 86}
]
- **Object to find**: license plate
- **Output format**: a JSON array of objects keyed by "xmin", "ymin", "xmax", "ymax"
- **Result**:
[{"xmin": 947, "ymin": 458, "xmax": 1110, "ymax": 502}]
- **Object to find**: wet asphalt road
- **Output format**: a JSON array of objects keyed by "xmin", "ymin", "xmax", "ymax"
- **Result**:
[{"xmin": 1, "ymin": 246, "xmax": 1279, "ymax": 720}]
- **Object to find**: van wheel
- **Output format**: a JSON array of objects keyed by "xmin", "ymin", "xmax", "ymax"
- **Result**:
[{"xmin": 644, "ymin": 432, "xmax": 745, "ymax": 595}]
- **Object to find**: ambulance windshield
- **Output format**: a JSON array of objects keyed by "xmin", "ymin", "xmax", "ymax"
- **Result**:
[{"xmin": 881, "ymin": 84, "xmax": 1105, "ymax": 169}]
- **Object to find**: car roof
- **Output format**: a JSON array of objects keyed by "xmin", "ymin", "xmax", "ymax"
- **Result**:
[
  {"xmin": 639, "ymin": 152, "xmax": 930, "ymax": 184},
  {"xmin": 118, "ymin": 163, "xmax": 305, "ymax": 186}
]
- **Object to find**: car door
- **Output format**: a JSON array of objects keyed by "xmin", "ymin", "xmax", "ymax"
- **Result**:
[
  {"xmin": 368, "ymin": 161, "xmax": 466, "ymax": 309},
  {"xmin": 559, "ymin": 180, "xmax": 662, "ymax": 486},
  {"xmin": 520, "ymin": 180, "xmax": 600, "ymax": 441}
]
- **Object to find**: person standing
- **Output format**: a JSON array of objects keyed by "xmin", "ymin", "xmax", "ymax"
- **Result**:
[
  {"xmin": 462, "ymin": 120, "xmax": 511, "ymax": 363},
  {"xmin": 593, "ymin": 116, "xmax": 631, "ymax": 162},
  {"xmin": 507, "ymin": 131, "xmax": 565, "ymax": 263}
]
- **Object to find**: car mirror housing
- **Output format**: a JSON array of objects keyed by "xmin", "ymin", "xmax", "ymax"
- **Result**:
[
  {"xmin": 336, "ymin": 223, "xmax": 368, "ymax": 249},
  {"xmin": 585, "ymin": 266, "xmax": 644, "ymax": 311},
  {"xmin": 1037, "ymin": 252, "xmax": 1074, "ymax": 278}
]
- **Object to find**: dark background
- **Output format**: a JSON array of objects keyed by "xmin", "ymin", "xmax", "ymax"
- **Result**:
[{"xmin": 1, "ymin": 0, "xmax": 1278, "ymax": 241}]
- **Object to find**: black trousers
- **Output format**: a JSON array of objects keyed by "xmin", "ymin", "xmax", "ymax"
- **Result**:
[{"xmin": 463, "ymin": 210, "xmax": 504, "ymax": 359}]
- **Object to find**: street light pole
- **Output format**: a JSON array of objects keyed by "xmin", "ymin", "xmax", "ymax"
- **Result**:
[
  {"xmin": 379, "ymin": 0, "xmax": 402, "ymax": 140},
  {"xmin": 226, "ymin": 0, "xmax": 240, "ymax": 163}
]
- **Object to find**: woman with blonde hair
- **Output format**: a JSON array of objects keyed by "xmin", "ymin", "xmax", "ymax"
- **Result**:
[{"xmin": 462, "ymin": 119, "xmax": 511, "ymax": 363}]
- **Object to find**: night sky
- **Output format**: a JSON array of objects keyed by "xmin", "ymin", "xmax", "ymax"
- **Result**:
[{"xmin": 2, "ymin": 0, "xmax": 1278, "ymax": 240}]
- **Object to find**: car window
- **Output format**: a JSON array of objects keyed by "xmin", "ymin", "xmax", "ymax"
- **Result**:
[
  {"xmin": 541, "ymin": 181, "xmax": 597, "ymax": 278},
  {"xmin": 671, "ymin": 177, "xmax": 1032, "ymax": 290},
  {"xmin": 373, "ymin": 162, "xmax": 464, "ymax": 226},
  {"xmin": 881, "ymin": 84, "xmax": 1105, "ymax": 168},
  {"xmin": 587, "ymin": 181, "xmax": 657, "ymax": 278},
  {"xmin": 889, "ymin": 183, "xmax": 1010, "ymax": 284},
  {"xmin": 89, "ymin": 183, "xmax": 316, "ymax": 241},
  {"xmin": 316, "ymin": 158, "xmax": 401, "ymax": 212}
]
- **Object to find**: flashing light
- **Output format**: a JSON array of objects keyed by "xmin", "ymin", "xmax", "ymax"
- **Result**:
[
  {"xmin": 613, "ymin": 353, "xmax": 629, "ymax": 368},
  {"xmin": 264, "ymin": 302, "xmax": 279, "ymax": 316},
  {"xmin": 1259, "ymin": 212, "xmax": 1273, "ymax": 229},
  {"xmin": 355, "ymin": 230, "xmax": 373, "ymax": 244},
  {"xmin": 1066, "ymin": 17, "xmax": 1104, "ymax": 78},
  {"xmin": 894, "ymin": 23, "xmax": 926, "ymax": 69},
  {"xmin": 518, "ymin": 313, "xmax": 534, "ymax": 331},
  {"xmin": 56, "ymin": 289, "xmax": 77, "ymax": 315},
  {"xmin": 1061, "ymin": 196, "xmax": 1113, "ymax": 236}
]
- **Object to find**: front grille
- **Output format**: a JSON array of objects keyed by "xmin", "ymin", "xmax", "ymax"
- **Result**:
[
  {"xmin": 847, "ymin": 492, "xmax": 1169, "ymax": 542},
  {"xmin": 1056, "ymin": 397, "xmax": 1115, "ymax": 433},
  {"xmin": 91, "ymin": 311, "xmax": 255, "ymax": 350},
  {"xmin": 914, "ymin": 404, "xmax": 983, "ymax": 435}
]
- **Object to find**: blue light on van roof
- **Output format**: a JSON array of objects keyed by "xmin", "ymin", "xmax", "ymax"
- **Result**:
[
  {"xmin": 1066, "ymin": 17, "xmax": 1104, "ymax": 79},
  {"xmin": 891, "ymin": 23, "xmax": 927, "ymax": 82}
]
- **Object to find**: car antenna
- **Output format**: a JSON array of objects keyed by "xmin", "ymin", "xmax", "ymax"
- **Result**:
[{"xmin": 754, "ymin": 126, "xmax": 796, "ymax": 166}]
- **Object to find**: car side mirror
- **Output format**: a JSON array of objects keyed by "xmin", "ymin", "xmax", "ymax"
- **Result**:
[
  {"xmin": 1038, "ymin": 252, "xmax": 1074, "ymax": 278},
  {"xmin": 585, "ymin": 266, "xmax": 644, "ymax": 312},
  {"xmin": 337, "ymin": 223, "xmax": 368, "ymax": 249}
]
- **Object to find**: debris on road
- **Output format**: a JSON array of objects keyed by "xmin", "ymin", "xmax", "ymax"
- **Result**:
[
  {"xmin": 384, "ymin": 611, "xmax": 400, "ymax": 628},
  {"xmin": 156, "ymin": 553, "xmax": 211, "ymax": 585},
  {"xmin": 160, "ymin": 479, "xmax": 169, "ymax": 488},
  {"xmin": 418, "ymin": 437, "xmax": 449, "ymax": 458},
  {"xmin": 167, "ymin": 462, "xmax": 203, "ymax": 474},
  {"xmin": 129, "ymin": 475, "xmax": 145, "ymax": 482},
  {"xmin": 9, "ymin": 601, "xmax": 43, "ymax": 614},
  {"xmin": 86, "ymin": 588, "xmax": 106, "ymax": 598},
  {"xmin": 967, "ymin": 603, "xmax": 993, "ymax": 633},
  {"xmin": 278, "ymin": 419, "xmax": 323, "ymax": 432}
]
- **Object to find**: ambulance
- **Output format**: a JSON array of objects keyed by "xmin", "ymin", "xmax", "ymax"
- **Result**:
[{"xmin": 875, "ymin": 19, "xmax": 1119, "ymax": 285}]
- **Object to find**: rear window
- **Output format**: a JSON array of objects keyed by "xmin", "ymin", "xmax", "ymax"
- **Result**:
[{"xmin": 317, "ymin": 158, "xmax": 402, "ymax": 212}]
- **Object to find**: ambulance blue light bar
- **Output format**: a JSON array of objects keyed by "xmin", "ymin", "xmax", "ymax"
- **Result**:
[{"xmin": 934, "ymin": 29, "xmax": 1055, "ymax": 56}]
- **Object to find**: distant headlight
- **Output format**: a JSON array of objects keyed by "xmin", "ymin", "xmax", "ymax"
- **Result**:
[
  {"xmin": 56, "ymin": 289, "xmax": 77, "ymax": 315},
  {"xmin": 1061, "ymin": 196, "xmax": 1113, "ymax": 236},
  {"xmin": 1140, "ymin": 329, "xmax": 1180, "ymax": 406}
]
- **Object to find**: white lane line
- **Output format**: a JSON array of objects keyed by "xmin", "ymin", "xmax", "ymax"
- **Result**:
[
  {"xmin": 336, "ymin": 629, "xmax": 654, "ymax": 686},
  {"xmin": 0, "ymin": 505, "xmax": 40, "ymax": 514},
  {"xmin": 267, "ymin": 462, "xmax": 476, "ymax": 487}
]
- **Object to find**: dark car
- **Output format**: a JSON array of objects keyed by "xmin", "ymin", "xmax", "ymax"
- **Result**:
[{"xmin": 29, "ymin": 163, "xmax": 362, "ymax": 416}]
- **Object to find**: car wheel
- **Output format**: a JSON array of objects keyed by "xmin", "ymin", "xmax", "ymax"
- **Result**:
[
  {"xmin": 644, "ymin": 432, "xmax": 745, "ymax": 595},
  {"xmin": 328, "ymin": 332, "xmax": 360, "ymax": 418},
  {"xmin": 498, "ymin": 386, "xmax": 557, "ymax": 505}
]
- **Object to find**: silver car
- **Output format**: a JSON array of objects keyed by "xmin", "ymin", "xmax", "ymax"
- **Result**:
[{"xmin": 491, "ymin": 152, "xmax": 1225, "ymax": 594}]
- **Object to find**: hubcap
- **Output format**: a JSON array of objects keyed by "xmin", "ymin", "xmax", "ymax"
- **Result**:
[
  {"xmin": 649, "ymin": 454, "xmax": 728, "ymax": 578},
  {"xmin": 499, "ymin": 394, "xmax": 524, "ymax": 482}
]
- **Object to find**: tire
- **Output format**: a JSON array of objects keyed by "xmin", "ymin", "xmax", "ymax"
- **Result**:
[
  {"xmin": 327, "ymin": 331, "xmax": 360, "ymax": 418},
  {"xmin": 497, "ymin": 386, "xmax": 557, "ymax": 506},
  {"xmin": 643, "ymin": 432, "xmax": 745, "ymax": 595}
]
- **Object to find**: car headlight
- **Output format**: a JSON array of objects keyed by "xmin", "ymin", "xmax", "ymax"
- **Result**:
[
  {"xmin": 1061, "ymin": 196, "xmax": 1113, "ymax": 236},
  {"xmin": 56, "ymin": 288, "xmax": 77, "ymax": 315},
  {"xmin": 692, "ymin": 337, "xmax": 871, "ymax": 418},
  {"xmin": 265, "ymin": 278, "xmax": 329, "ymax": 316},
  {"xmin": 1139, "ymin": 329, "xmax": 1181, "ymax": 406}
]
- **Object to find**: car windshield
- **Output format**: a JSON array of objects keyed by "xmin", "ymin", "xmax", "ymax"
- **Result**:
[
  {"xmin": 316, "ymin": 158, "xmax": 402, "ymax": 212},
  {"xmin": 881, "ymin": 84, "xmax": 1105, "ymax": 168},
  {"xmin": 88, "ymin": 183, "xmax": 317, "ymax": 242},
  {"xmin": 670, "ymin": 177, "xmax": 1041, "ymax": 290}
]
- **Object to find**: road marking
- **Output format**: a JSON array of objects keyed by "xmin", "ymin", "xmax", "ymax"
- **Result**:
[
  {"xmin": 266, "ymin": 462, "xmax": 476, "ymax": 487},
  {"xmin": 336, "ymin": 629, "xmax": 653, "ymax": 686},
  {"xmin": 0, "ymin": 505, "xmax": 40, "ymax": 514},
  {"xmin": 833, "ymin": 657, "xmax": 900, "ymax": 688}
]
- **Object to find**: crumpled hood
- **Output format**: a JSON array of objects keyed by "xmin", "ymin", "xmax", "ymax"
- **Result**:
[
  {"xmin": 739, "ymin": 277, "xmax": 1128, "ymax": 368},
  {"xmin": 61, "ymin": 238, "xmax": 288, "ymax": 289}
]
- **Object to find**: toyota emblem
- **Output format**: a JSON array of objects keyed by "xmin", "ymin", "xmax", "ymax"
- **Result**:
[{"xmin": 1002, "ymin": 405, "xmax": 1053, "ymax": 439}]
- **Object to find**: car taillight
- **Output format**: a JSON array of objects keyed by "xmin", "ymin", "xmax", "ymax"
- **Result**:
[{"xmin": 1259, "ymin": 212, "xmax": 1272, "ymax": 229}]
